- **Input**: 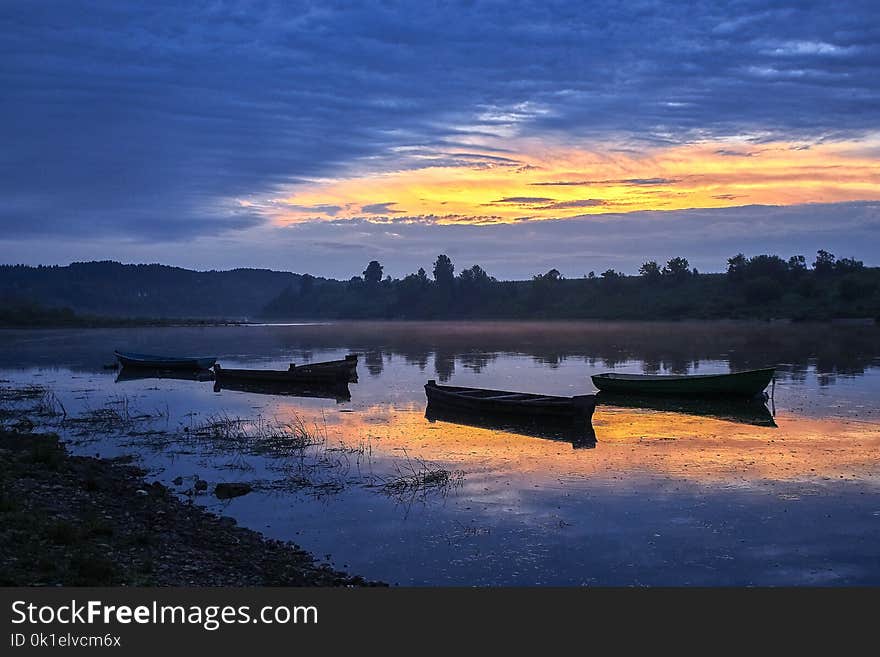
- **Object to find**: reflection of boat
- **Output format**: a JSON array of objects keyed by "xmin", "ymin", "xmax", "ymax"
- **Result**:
[
  {"xmin": 425, "ymin": 405, "xmax": 596, "ymax": 448},
  {"xmin": 591, "ymin": 368, "xmax": 775, "ymax": 397},
  {"xmin": 212, "ymin": 379, "xmax": 351, "ymax": 403},
  {"xmin": 115, "ymin": 367, "xmax": 215, "ymax": 383},
  {"xmin": 424, "ymin": 380, "xmax": 596, "ymax": 418},
  {"xmin": 595, "ymin": 392, "xmax": 777, "ymax": 427},
  {"xmin": 114, "ymin": 350, "xmax": 217, "ymax": 370},
  {"xmin": 213, "ymin": 362, "xmax": 350, "ymax": 384},
  {"xmin": 295, "ymin": 354, "xmax": 358, "ymax": 382}
]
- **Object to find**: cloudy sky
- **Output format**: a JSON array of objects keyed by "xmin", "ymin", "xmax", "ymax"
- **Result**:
[{"xmin": 1, "ymin": 0, "xmax": 878, "ymax": 278}]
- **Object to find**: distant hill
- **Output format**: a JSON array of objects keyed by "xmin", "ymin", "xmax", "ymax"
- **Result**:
[{"xmin": 0, "ymin": 261, "xmax": 304, "ymax": 319}]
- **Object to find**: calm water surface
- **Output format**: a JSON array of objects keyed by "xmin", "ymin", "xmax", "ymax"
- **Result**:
[{"xmin": 2, "ymin": 321, "xmax": 879, "ymax": 585}]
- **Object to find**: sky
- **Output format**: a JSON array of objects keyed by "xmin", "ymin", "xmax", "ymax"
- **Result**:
[{"xmin": 1, "ymin": 0, "xmax": 879, "ymax": 279}]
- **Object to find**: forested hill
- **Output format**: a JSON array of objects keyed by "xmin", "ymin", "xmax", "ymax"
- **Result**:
[{"xmin": 0, "ymin": 261, "xmax": 303, "ymax": 318}]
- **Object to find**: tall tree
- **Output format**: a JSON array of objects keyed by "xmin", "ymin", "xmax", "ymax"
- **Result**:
[
  {"xmin": 363, "ymin": 260, "xmax": 383, "ymax": 284},
  {"xmin": 788, "ymin": 255, "xmax": 807, "ymax": 272},
  {"xmin": 639, "ymin": 260, "xmax": 661, "ymax": 279},
  {"xmin": 433, "ymin": 255, "xmax": 455, "ymax": 286},
  {"xmin": 813, "ymin": 249, "xmax": 836, "ymax": 275},
  {"xmin": 663, "ymin": 256, "xmax": 691, "ymax": 279},
  {"xmin": 727, "ymin": 253, "xmax": 747, "ymax": 281}
]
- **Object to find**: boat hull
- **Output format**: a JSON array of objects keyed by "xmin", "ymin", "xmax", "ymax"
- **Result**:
[
  {"xmin": 591, "ymin": 368, "xmax": 775, "ymax": 397},
  {"xmin": 293, "ymin": 354, "xmax": 358, "ymax": 382},
  {"xmin": 114, "ymin": 351, "xmax": 216, "ymax": 370},
  {"xmin": 214, "ymin": 363, "xmax": 349, "ymax": 384},
  {"xmin": 424, "ymin": 380, "xmax": 596, "ymax": 418}
]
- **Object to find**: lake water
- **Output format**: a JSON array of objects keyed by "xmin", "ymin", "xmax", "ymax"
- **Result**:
[{"xmin": 2, "ymin": 321, "xmax": 879, "ymax": 585}]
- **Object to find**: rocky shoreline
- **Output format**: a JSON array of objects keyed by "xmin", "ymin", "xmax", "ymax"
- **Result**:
[{"xmin": 0, "ymin": 430, "xmax": 378, "ymax": 586}]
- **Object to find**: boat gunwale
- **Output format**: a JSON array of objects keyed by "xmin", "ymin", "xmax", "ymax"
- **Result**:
[
  {"xmin": 592, "ymin": 367, "xmax": 776, "ymax": 382},
  {"xmin": 425, "ymin": 381, "xmax": 595, "ymax": 414}
]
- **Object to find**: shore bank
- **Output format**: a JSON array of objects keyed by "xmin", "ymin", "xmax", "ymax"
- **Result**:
[{"xmin": 0, "ymin": 430, "xmax": 376, "ymax": 586}]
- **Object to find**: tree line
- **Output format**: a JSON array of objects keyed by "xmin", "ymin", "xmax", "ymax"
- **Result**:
[
  {"xmin": 1, "ymin": 251, "xmax": 876, "ymax": 324},
  {"xmin": 263, "ymin": 250, "xmax": 877, "ymax": 321}
]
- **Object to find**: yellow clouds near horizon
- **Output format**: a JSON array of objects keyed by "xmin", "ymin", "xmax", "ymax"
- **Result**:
[{"xmin": 260, "ymin": 137, "xmax": 880, "ymax": 225}]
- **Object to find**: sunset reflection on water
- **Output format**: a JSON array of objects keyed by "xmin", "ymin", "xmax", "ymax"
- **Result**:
[{"xmin": 266, "ymin": 399, "xmax": 880, "ymax": 489}]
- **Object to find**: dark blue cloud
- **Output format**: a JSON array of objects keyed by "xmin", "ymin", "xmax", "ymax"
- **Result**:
[
  {"xmin": 361, "ymin": 202, "xmax": 406, "ymax": 214},
  {"xmin": 492, "ymin": 197, "xmax": 555, "ymax": 204},
  {"xmin": 0, "ymin": 0, "xmax": 878, "ymax": 245},
  {"xmin": 716, "ymin": 150, "xmax": 756, "ymax": 157},
  {"xmin": 532, "ymin": 178, "xmax": 679, "ymax": 186},
  {"xmin": 284, "ymin": 204, "xmax": 343, "ymax": 216},
  {"xmin": 538, "ymin": 199, "xmax": 608, "ymax": 210}
]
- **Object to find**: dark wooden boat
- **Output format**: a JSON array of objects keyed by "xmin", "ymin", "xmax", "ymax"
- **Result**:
[
  {"xmin": 595, "ymin": 392, "xmax": 776, "ymax": 427},
  {"xmin": 212, "ymin": 379, "xmax": 351, "ymax": 403},
  {"xmin": 591, "ymin": 367, "xmax": 775, "ymax": 398},
  {"xmin": 115, "ymin": 367, "xmax": 215, "ymax": 383},
  {"xmin": 114, "ymin": 350, "xmax": 217, "ymax": 370},
  {"xmin": 424, "ymin": 380, "xmax": 596, "ymax": 418},
  {"xmin": 213, "ymin": 362, "xmax": 350, "ymax": 384},
  {"xmin": 293, "ymin": 354, "xmax": 358, "ymax": 382},
  {"xmin": 425, "ymin": 405, "xmax": 596, "ymax": 448}
]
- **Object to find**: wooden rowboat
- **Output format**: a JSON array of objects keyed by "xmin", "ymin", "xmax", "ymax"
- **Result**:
[
  {"xmin": 590, "ymin": 367, "xmax": 775, "ymax": 398},
  {"xmin": 293, "ymin": 354, "xmax": 358, "ymax": 381},
  {"xmin": 114, "ymin": 350, "xmax": 217, "ymax": 370},
  {"xmin": 213, "ymin": 362, "xmax": 350, "ymax": 384},
  {"xmin": 424, "ymin": 380, "xmax": 596, "ymax": 418}
]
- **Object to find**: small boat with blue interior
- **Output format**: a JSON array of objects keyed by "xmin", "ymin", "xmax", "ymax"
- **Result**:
[{"xmin": 114, "ymin": 350, "xmax": 217, "ymax": 371}]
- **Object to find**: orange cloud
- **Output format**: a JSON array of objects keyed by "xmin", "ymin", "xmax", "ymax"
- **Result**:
[{"xmin": 256, "ymin": 136, "xmax": 880, "ymax": 225}]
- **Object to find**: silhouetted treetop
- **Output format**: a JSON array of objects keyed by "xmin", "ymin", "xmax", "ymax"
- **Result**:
[
  {"xmin": 363, "ymin": 260, "xmax": 383, "ymax": 284},
  {"xmin": 663, "ymin": 257, "xmax": 691, "ymax": 279},
  {"xmin": 639, "ymin": 261, "xmax": 661, "ymax": 279},
  {"xmin": 433, "ymin": 255, "xmax": 454, "ymax": 286}
]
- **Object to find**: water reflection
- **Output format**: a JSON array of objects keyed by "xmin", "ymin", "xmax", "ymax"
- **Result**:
[
  {"xmin": 364, "ymin": 350, "xmax": 384, "ymax": 376},
  {"xmin": 1, "ymin": 321, "xmax": 878, "ymax": 383},
  {"xmin": 1, "ymin": 321, "xmax": 880, "ymax": 584},
  {"xmin": 425, "ymin": 404, "xmax": 597, "ymax": 448},
  {"xmin": 115, "ymin": 367, "xmax": 215, "ymax": 383},
  {"xmin": 212, "ymin": 379, "xmax": 352, "ymax": 403},
  {"xmin": 595, "ymin": 392, "xmax": 777, "ymax": 428}
]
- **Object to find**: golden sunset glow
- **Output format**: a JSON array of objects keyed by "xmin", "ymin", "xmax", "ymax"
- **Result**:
[
  {"xmin": 267, "ymin": 401, "xmax": 880, "ymax": 486},
  {"xmin": 265, "ymin": 137, "xmax": 880, "ymax": 225}
]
